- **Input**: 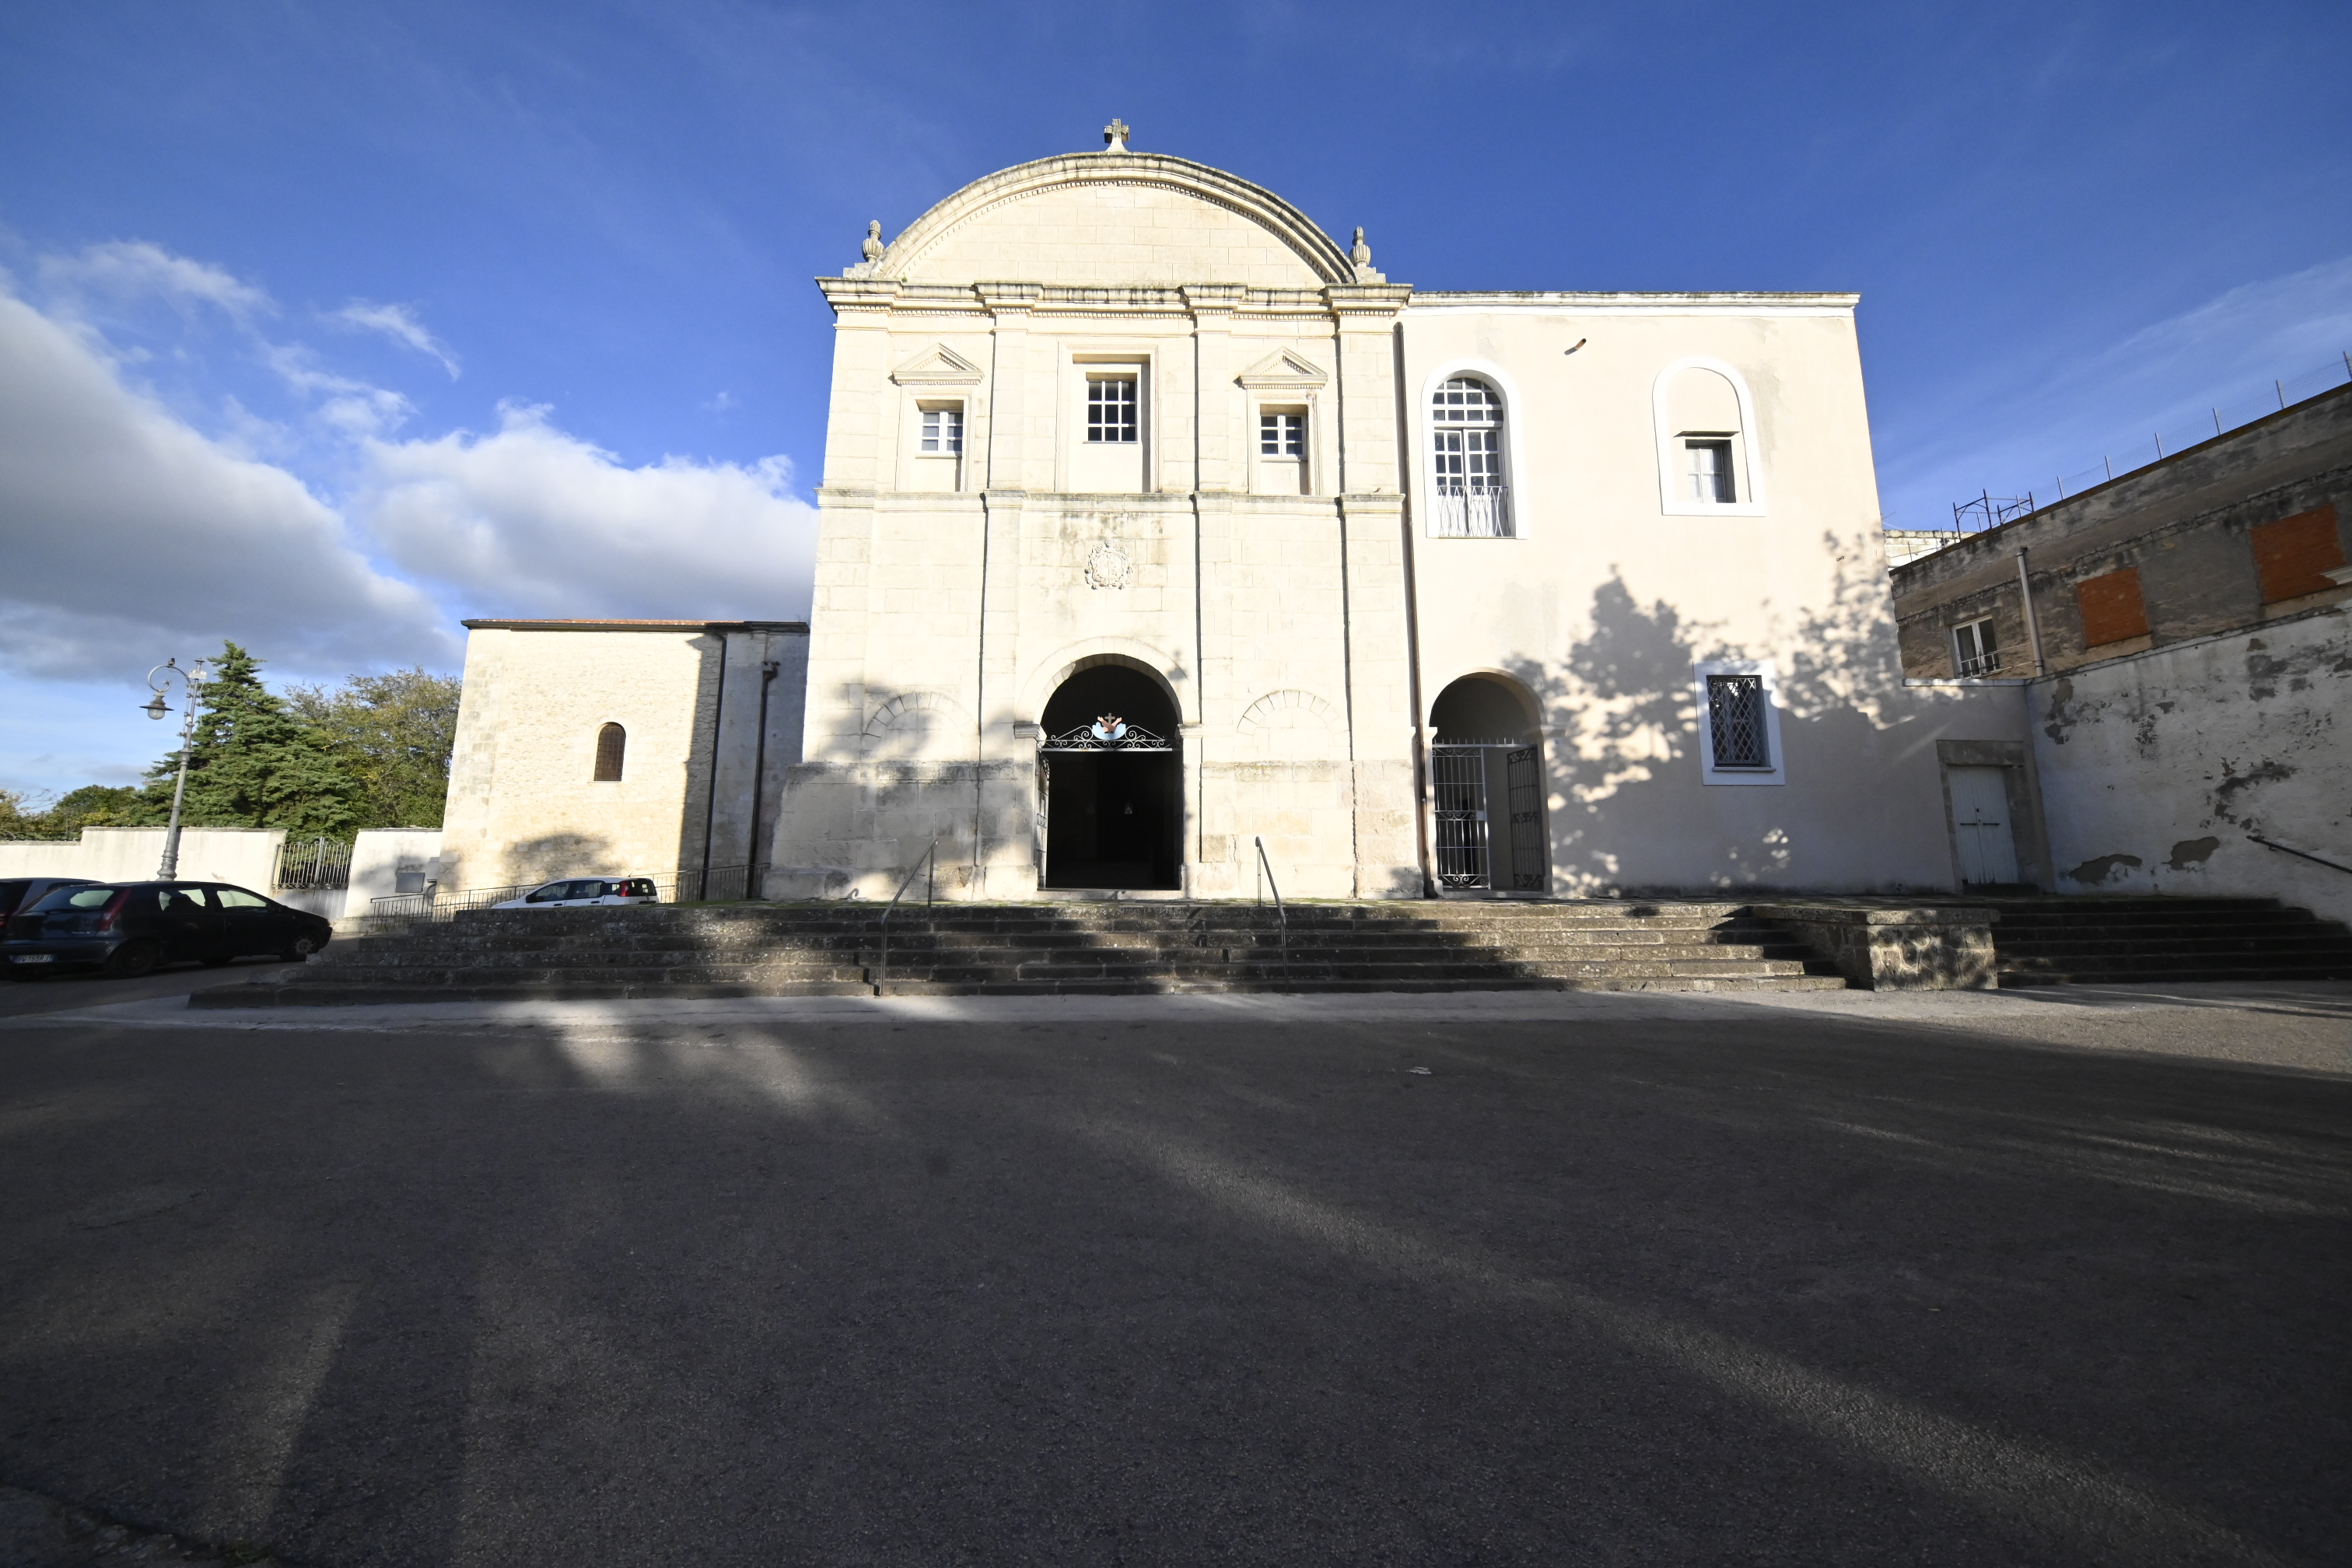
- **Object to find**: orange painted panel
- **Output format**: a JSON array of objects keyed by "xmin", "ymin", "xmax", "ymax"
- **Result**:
[
  {"xmin": 2076, "ymin": 568, "xmax": 2149, "ymax": 648},
  {"xmin": 2250, "ymin": 505, "xmax": 2345, "ymax": 603}
]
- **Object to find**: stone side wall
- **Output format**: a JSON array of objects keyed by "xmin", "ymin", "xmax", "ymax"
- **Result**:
[
  {"xmin": 0, "ymin": 827, "xmax": 283, "ymax": 891},
  {"xmin": 2032, "ymin": 608, "xmax": 2352, "ymax": 923}
]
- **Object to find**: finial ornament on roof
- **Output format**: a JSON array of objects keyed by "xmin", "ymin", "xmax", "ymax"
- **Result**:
[
  {"xmin": 1102, "ymin": 117, "xmax": 1130, "ymax": 152},
  {"xmin": 861, "ymin": 220, "xmax": 884, "ymax": 263},
  {"xmin": 1349, "ymin": 226, "xmax": 1384, "ymax": 283}
]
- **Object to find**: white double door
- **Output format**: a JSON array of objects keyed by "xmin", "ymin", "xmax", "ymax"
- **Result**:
[{"xmin": 1948, "ymin": 766, "xmax": 2021, "ymax": 886}]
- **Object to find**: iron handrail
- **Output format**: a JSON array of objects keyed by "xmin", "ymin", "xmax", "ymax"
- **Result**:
[
  {"xmin": 2249, "ymin": 833, "xmax": 2352, "ymax": 877},
  {"xmin": 874, "ymin": 837, "xmax": 939, "ymax": 986},
  {"xmin": 1254, "ymin": 835, "xmax": 1288, "ymax": 979}
]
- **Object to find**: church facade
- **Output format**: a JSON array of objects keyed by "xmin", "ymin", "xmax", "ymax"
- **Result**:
[{"xmin": 439, "ymin": 128, "xmax": 2033, "ymax": 904}]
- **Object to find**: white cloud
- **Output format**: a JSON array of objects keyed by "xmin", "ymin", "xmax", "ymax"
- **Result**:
[
  {"xmin": 0, "ymin": 291, "xmax": 452, "ymax": 681},
  {"xmin": 357, "ymin": 404, "xmax": 817, "ymax": 621},
  {"xmin": 37, "ymin": 240, "xmax": 272, "ymax": 322},
  {"xmin": 334, "ymin": 300, "xmax": 461, "ymax": 378}
]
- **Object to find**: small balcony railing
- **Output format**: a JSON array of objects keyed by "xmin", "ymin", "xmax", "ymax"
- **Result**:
[
  {"xmin": 1428, "ymin": 485, "xmax": 1512, "ymax": 538},
  {"xmin": 1956, "ymin": 650, "xmax": 2003, "ymax": 677}
]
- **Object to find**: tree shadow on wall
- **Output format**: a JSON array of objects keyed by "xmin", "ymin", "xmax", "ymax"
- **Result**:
[
  {"xmin": 506, "ymin": 833, "xmax": 618, "ymax": 886},
  {"xmin": 1503, "ymin": 548, "xmax": 1928, "ymax": 896}
]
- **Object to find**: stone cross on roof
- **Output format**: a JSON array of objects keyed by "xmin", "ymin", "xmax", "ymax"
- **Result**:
[{"xmin": 1102, "ymin": 117, "xmax": 1129, "ymax": 152}]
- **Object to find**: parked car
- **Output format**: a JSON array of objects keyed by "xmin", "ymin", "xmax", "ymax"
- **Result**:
[
  {"xmin": 3, "ymin": 880, "xmax": 333, "ymax": 980},
  {"xmin": 494, "ymin": 877, "xmax": 660, "ymax": 909},
  {"xmin": 0, "ymin": 877, "xmax": 96, "ymax": 918}
]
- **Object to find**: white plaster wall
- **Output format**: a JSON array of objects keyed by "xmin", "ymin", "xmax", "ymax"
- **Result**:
[
  {"xmin": 0, "ymin": 828, "xmax": 285, "ymax": 890},
  {"xmin": 1396, "ymin": 303, "xmax": 2025, "ymax": 894},
  {"xmin": 342, "ymin": 828, "xmax": 446, "ymax": 919},
  {"xmin": 2032, "ymin": 608, "xmax": 2352, "ymax": 923}
]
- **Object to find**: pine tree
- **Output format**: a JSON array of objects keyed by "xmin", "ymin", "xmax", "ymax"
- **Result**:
[{"xmin": 143, "ymin": 642, "xmax": 361, "ymax": 838}]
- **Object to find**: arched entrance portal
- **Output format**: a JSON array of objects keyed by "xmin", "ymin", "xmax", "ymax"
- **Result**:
[
  {"xmin": 1428, "ymin": 674, "xmax": 1547, "ymax": 893},
  {"xmin": 1038, "ymin": 663, "xmax": 1182, "ymax": 891}
]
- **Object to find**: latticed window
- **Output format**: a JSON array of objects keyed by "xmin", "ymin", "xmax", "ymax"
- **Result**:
[
  {"xmin": 1705, "ymin": 676, "xmax": 1770, "ymax": 769},
  {"xmin": 920, "ymin": 407, "xmax": 962, "ymax": 454},
  {"xmin": 593, "ymin": 723, "xmax": 626, "ymax": 782},
  {"xmin": 1429, "ymin": 376, "xmax": 1510, "ymax": 537},
  {"xmin": 1260, "ymin": 411, "xmax": 1304, "ymax": 456},
  {"xmin": 1087, "ymin": 376, "xmax": 1138, "ymax": 443}
]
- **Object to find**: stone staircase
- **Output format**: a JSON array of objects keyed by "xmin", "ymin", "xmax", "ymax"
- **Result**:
[
  {"xmin": 1979, "ymin": 896, "xmax": 2352, "ymax": 985},
  {"xmin": 193, "ymin": 900, "xmax": 1850, "ymax": 1006}
]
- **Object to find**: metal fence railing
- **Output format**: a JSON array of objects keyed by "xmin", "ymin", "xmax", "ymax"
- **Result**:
[
  {"xmin": 366, "ymin": 862, "xmax": 769, "ymax": 925},
  {"xmin": 273, "ymin": 837, "xmax": 353, "ymax": 891}
]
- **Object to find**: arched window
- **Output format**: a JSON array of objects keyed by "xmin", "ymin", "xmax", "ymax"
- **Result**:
[
  {"xmin": 1653, "ymin": 359, "xmax": 1767, "ymax": 516},
  {"xmin": 1429, "ymin": 376, "xmax": 1511, "ymax": 537},
  {"xmin": 593, "ymin": 723, "xmax": 626, "ymax": 782}
]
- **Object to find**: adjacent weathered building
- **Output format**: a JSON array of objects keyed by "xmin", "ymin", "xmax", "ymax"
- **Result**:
[{"xmin": 1888, "ymin": 382, "xmax": 2351, "ymax": 919}]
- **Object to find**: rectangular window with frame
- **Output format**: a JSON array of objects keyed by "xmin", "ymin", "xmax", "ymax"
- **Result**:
[
  {"xmin": 1087, "ymin": 376, "xmax": 1139, "ymax": 443},
  {"xmin": 1260, "ymin": 411, "xmax": 1304, "ymax": 457},
  {"xmin": 919, "ymin": 406, "xmax": 963, "ymax": 455},
  {"xmin": 1705, "ymin": 674, "xmax": 1771, "ymax": 769},
  {"xmin": 1952, "ymin": 617, "xmax": 2000, "ymax": 677},
  {"xmin": 1685, "ymin": 439, "xmax": 1735, "ymax": 503}
]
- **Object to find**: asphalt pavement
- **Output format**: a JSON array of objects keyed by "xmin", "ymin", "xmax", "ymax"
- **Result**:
[{"xmin": 2, "ymin": 985, "xmax": 2347, "ymax": 1566}]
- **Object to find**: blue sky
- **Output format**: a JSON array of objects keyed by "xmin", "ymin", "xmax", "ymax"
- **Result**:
[{"xmin": 4, "ymin": 0, "xmax": 2350, "ymax": 800}]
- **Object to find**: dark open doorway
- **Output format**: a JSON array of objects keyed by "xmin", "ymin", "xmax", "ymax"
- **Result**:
[{"xmin": 1038, "ymin": 664, "xmax": 1181, "ymax": 891}]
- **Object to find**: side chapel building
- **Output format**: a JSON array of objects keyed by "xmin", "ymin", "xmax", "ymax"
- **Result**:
[{"xmin": 438, "ymin": 125, "xmax": 2030, "ymax": 903}]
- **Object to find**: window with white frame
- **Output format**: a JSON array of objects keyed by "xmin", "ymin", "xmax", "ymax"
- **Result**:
[
  {"xmin": 1706, "ymin": 675, "xmax": 1771, "ymax": 769},
  {"xmin": 1429, "ymin": 376, "xmax": 1511, "ymax": 537},
  {"xmin": 1952, "ymin": 617, "xmax": 2000, "ymax": 677},
  {"xmin": 919, "ymin": 405, "xmax": 963, "ymax": 455},
  {"xmin": 1685, "ymin": 438, "xmax": 1734, "ymax": 503},
  {"xmin": 1087, "ymin": 376, "xmax": 1139, "ymax": 443},
  {"xmin": 1692, "ymin": 660, "xmax": 1785, "ymax": 785},
  {"xmin": 1260, "ymin": 411, "xmax": 1304, "ymax": 457}
]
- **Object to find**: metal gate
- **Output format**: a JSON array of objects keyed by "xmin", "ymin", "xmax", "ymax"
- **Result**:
[
  {"xmin": 1430, "ymin": 745, "xmax": 1490, "ymax": 889},
  {"xmin": 1505, "ymin": 745, "xmax": 1545, "ymax": 891},
  {"xmin": 1033, "ymin": 754, "xmax": 1051, "ymax": 885}
]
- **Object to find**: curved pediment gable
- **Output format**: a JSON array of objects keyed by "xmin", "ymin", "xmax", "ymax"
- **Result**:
[{"xmin": 873, "ymin": 152, "xmax": 1351, "ymax": 289}]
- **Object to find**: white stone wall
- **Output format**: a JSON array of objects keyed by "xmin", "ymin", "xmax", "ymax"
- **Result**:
[
  {"xmin": 341, "ymin": 828, "xmax": 445, "ymax": 920},
  {"xmin": 2032, "ymin": 608, "xmax": 2352, "ymax": 922},
  {"xmin": 439, "ymin": 623, "xmax": 807, "ymax": 894},
  {"xmin": 765, "ymin": 151, "xmax": 2031, "ymax": 901},
  {"xmin": 0, "ymin": 827, "xmax": 285, "ymax": 890},
  {"xmin": 1398, "ymin": 298, "xmax": 2011, "ymax": 895}
]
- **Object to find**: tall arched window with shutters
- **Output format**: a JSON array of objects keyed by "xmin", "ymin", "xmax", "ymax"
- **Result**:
[
  {"xmin": 593, "ymin": 723, "xmax": 626, "ymax": 782},
  {"xmin": 1429, "ymin": 376, "xmax": 1512, "ymax": 537}
]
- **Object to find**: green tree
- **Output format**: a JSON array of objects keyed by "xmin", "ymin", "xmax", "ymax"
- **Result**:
[
  {"xmin": 143, "ymin": 642, "xmax": 361, "ymax": 838},
  {"xmin": 0, "ymin": 786, "xmax": 147, "ymax": 840},
  {"xmin": 286, "ymin": 667, "xmax": 462, "ymax": 829}
]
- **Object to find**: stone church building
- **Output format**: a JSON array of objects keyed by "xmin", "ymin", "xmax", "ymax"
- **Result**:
[{"xmin": 436, "ymin": 125, "xmax": 2028, "ymax": 903}]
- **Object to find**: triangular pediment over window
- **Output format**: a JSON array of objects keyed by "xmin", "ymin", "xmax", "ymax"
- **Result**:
[
  {"xmin": 1235, "ymin": 348, "xmax": 1329, "ymax": 390},
  {"xmin": 890, "ymin": 344, "xmax": 985, "ymax": 387}
]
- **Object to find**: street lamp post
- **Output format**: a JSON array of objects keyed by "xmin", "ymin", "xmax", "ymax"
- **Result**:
[{"xmin": 144, "ymin": 657, "xmax": 207, "ymax": 880}]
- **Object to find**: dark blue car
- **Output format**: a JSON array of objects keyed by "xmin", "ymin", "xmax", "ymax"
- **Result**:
[{"xmin": 3, "ymin": 880, "xmax": 332, "ymax": 980}]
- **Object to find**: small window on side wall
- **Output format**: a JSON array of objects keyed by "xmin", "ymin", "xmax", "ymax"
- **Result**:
[
  {"xmin": 1655, "ymin": 359, "xmax": 1766, "ymax": 516},
  {"xmin": 1953, "ymin": 618, "xmax": 2000, "ymax": 676},
  {"xmin": 1691, "ymin": 661, "xmax": 1785, "ymax": 786},
  {"xmin": 593, "ymin": 723, "xmax": 626, "ymax": 782},
  {"xmin": 1260, "ymin": 411, "xmax": 1304, "ymax": 457},
  {"xmin": 1685, "ymin": 439, "xmax": 1734, "ymax": 504},
  {"xmin": 1087, "ymin": 376, "xmax": 1139, "ymax": 443}
]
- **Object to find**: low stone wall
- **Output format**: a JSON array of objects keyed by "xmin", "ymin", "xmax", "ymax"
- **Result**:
[{"xmin": 1747, "ymin": 903, "xmax": 1999, "ymax": 990}]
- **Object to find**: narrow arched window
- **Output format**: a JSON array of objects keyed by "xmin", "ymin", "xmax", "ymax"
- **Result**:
[
  {"xmin": 593, "ymin": 723, "xmax": 626, "ymax": 782},
  {"xmin": 1430, "ymin": 376, "xmax": 1511, "ymax": 537}
]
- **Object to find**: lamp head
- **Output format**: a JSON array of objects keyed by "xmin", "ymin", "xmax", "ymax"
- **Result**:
[{"xmin": 143, "ymin": 694, "xmax": 170, "ymax": 721}]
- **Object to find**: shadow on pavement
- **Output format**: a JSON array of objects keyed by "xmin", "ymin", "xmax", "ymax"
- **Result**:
[{"xmin": 0, "ymin": 999, "xmax": 2345, "ymax": 1566}]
